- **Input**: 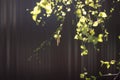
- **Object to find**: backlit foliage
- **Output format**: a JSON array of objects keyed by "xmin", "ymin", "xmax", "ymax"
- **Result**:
[
  {"xmin": 100, "ymin": 60, "xmax": 116, "ymax": 69},
  {"xmin": 30, "ymin": 0, "xmax": 120, "ymax": 79},
  {"xmin": 30, "ymin": 0, "xmax": 111, "ymax": 55}
]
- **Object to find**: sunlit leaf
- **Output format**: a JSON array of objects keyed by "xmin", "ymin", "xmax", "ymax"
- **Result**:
[
  {"xmin": 77, "ymin": 22, "xmax": 82, "ymax": 27},
  {"xmin": 66, "ymin": 1, "xmax": 71, "ymax": 5},
  {"xmin": 80, "ymin": 73, "xmax": 85, "ymax": 78},
  {"xmin": 100, "ymin": 60, "xmax": 113, "ymax": 69},
  {"xmin": 80, "ymin": 45, "xmax": 85, "ymax": 49},
  {"xmin": 30, "ymin": 6, "xmax": 41, "ymax": 15},
  {"xmin": 30, "ymin": 0, "xmax": 119, "ymax": 77},
  {"xmin": 30, "ymin": 6, "xmax": 41, "ymax": 21},
  {"xmin": 85, "ymin": 0, "xmax": 93, "ymax": 5},
  {"xmin": 76, "ymin": 28, "xmax": 80, "ymax": 32},
  {"xmin": 107, "ymin": 64, "xmax": 110, "ymax": 69},
  {"xmin": 105, "ymin": 29, "xmax": 109, "ymax": 35},
  {"xmin": 93, "ymin": 21, "xmax": 99, "ymax": 27},
  {"xmin": 37, "ymin": 20, "xmax": 41, "ymax": 23},
  {"xmin": 81, "ymin": 50, "xmax": 88, "ymax": 56},
  {"xmin": 98, "ymin": 34, "xmax": 103, "ymax": 42},
  {"xmin": 110, "ymin": 8, "xmax": 114, "ymax": 13},
  {"xmin": 76, "ymin": 9, "xmax": 82, "ymax": 17},
  {"xmin": 90, "ymin": 29, "xmax": 95, "ymax": 35},
  {"xmin": 67, "ymin": 8, "xmax": 71, "ymax": 12},
  {"xmin": 91, "ymin": 11, "xmax": 98, "ymax": 15},
  {"xmin": 83, "ymin": 37, "xmax": 87, "ymax": 41},
  {"xmin": 80, "ymin": 16, "xmax": 86, "ymax": 23},
  {"xmin": 89, "ymin": 2, "xmax": 94, "ymax": 8},
  {"xmin": 54, "ymin": 34, "xmax": 58, "ymax": 39},
  {"xmin": 76, "ymin": 9, "xmax": 81, "ymax": 14},
  {"xmin": 118, "ymin": 35, "xmax": 120, "ymax": 39},
  {"xmin": 82, "ymin": 9, "xmax": 87, "ymax": 15},
  {"xmin": 110, "ymin": 60, "xmax": 116, "ymax": 64},
  {"xmin": 58, "ymin": 6, "xmax": 63, "ymax": 11},
  {"xmin": 74, "ymin": 35, "xmax": 79, "ymax": 40},
  {"xmin": 32, "ymin": 15, "xmax": 37, "ymax": 21},
  {"xmin": 61, "ymin": 11, "xmax": 66, "ymax": 16},
  {"xmin": 104, "ymin": 61, "xmax": 109, "ymax": 65},
  {"xmin": 98, "ymin": 12, "xmax": 107, "ymax": 18}
]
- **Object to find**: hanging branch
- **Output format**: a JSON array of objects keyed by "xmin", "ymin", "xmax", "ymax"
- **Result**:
[{"xmin": 29, "ymin": 0, "xmax": 120, "ymax": 79}]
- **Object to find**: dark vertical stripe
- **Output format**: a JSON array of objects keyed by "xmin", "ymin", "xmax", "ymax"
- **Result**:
[
  {"xmin": 68, "ymin": 36, "xmax": 72, "ymax": 80},
  {"xmin": 74, "ymin": 41, "xmax": 78, "ymax": 79}
]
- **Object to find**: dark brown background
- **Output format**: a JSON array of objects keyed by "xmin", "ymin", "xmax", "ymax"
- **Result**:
[{"xmin": 0, "ymin": 0, "xmax": 120, "ymax": 80}]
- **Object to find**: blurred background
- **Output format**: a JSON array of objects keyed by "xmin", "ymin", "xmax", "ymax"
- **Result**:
[{"xmin": 0, "ymin": 0, "xmax": 120, "ymax": 80}]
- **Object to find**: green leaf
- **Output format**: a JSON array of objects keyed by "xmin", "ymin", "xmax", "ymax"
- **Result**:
[
  {"xmin": 93, "ymin": 21, "xmax": 99, "ymax": 27},
  {"xmin": 110, "ymin": 8, "xmax": 114, "ymax": 13},
  {"xmin": 76, "ymin": 28, "xmax": 80, "ymax": 32},
  {"xmin": 30, "ymin": 6, "xmax": 41, "ymax": 15},
  {"xmin": 32, "ymin": 15, "xmax": 37, "ymax": 21},
  {"xmin": 99, "ymin": 71, "xmax": 103, "ymax": 76},
  {"xmin": 77, "ymin": 22, "xmax": 82, "ymax": 27},
  {"xmin": 100, "ymin": 60, "xmax": 111, "ymax": 69},
  {"xmin": 81, "ymin": 50, "xmax": 88, "ymax": 56},
  {"xmin": 80, "ymin": 45, "xmax": 86, "ymax": 49},
  {"xmin": 76, "ymin": 9, "xmax": 81, "ymax": 16},
  {"xmin": 98, "ymin": 12, "xmax": 107, "ymax": 18},
  {"xmin": 91, "ymin": 76, "xmax": 96, "ymax": 80},
  {"xmin": 91, "ymin": 11, "xmax": 98, "ymax": 15},
  {"xmin": 82, "ymin": 9, "xmax": 87, "ymax": 15},
  {"xmin": 107, "ymin": 64, "xmax": 110, "ymax": 69},
  {"xmin": 98, "ymin": 34, "xmax": 103, "ymax": 42},
  {"xmin": 67, "ymin": 8, "xmax": 71, "ymax": 12},
  {"xmin": 100, "ymin": 60, "xmax": 104, "ymax": 66},
  {"xmin": 110, "ymin": 60, "xmax": 116, "ymax": 64},
  {"xmin": 54, "ymin": 34, "xmax": 58, "ymax": 39},
  {"xmin": 74, "ymin": 35, "xmax": 79, "ymax": 40},
  {"xmin": 90, "ymin": 29, "xmax": 95, "ymax": 35},
  {"xmin": 85, "ymin": 0, "xmax": 93, "ymax": 5},
  {"xmin": 118, "ymin": 35, "xmax": 120, "ymax": 39},
  {"xmin": 89, "ymin": 3, "xmax": 94, "ymax": 8},
  {"xmin": 30, "ymin": 6, "xmax": 41, "ymax": 21},
  {"xmin": 85, "ymin": 78, "xmax": 91, "ymax": 80},
  {"xmin": 80, "ymin": 16, "xmax": 86, "ymax": 23},
  {"xmin": 80, "ymin": 73, "xmax": 85, "ymax": 78}
]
